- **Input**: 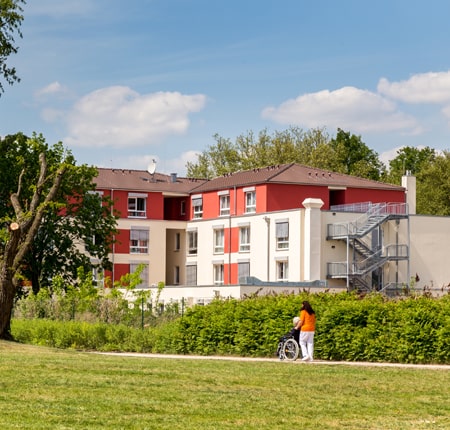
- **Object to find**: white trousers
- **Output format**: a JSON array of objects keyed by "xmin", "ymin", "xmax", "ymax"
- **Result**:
[{"xmin": 299, "ymin": 331, "xmax": 314, "ymax": 360}]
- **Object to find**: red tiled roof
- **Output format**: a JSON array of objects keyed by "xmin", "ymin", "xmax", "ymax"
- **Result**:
[
  {"xmin": 94, "ymin": 168, "xmax": 206, "ymax": 195},
  {"xmin": 94, "ymin": 164, "xmax": 404, "ymax": 195},
  {"xmin": 189, "ymin": 163, "xmax": 404, "ymax": 192}
]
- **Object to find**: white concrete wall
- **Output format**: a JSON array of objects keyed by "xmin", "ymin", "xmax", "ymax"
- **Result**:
[
  {"xmin": 186, "ymin": 210, "xmax": 304, "ymax": 285},
  {"xmin": 303, "ymin": 198, "xmax": 324, "ymax": 281},
  {"xmin": 406, "ymin": 215, "xmax": 450, "ymax": 293}
]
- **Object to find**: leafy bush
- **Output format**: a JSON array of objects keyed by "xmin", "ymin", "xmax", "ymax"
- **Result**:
[{"xmin": 11, "ymin": 292, "xmax": 450, "ymax": 364}]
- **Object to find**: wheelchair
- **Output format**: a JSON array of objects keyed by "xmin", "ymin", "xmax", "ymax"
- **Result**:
[{"xmin": 277, "ymin": 335, "xmax": 300, "ymax": 361}]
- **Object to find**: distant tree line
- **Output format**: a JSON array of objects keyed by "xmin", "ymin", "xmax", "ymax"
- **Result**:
[{"xmin": 186, "ymin": 127, "xmax": 450, "ymax": 216}]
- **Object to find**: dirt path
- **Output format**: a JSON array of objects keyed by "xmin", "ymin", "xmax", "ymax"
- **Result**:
[{"xmin": 95, "ymin": 352, "xmax": 450, "ymax": 370}]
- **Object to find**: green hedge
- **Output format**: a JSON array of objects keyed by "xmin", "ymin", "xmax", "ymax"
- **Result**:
[{"xmin": 11, "ymin": 292, "xmax": 450, "ymax": 364}]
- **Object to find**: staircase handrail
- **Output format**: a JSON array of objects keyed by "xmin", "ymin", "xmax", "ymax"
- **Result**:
[
  {"xmin": 327, "ymin": 202, "xmax": 408, "ymax": 238},
  {"xmin": 352, "ymin": 249, "xmax": 385, "ymax": 274}
]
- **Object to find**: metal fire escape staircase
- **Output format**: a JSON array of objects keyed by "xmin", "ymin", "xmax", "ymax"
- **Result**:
[{"xmin": 326, "ymin": 202, "xmax": 409, "ymax": 293}]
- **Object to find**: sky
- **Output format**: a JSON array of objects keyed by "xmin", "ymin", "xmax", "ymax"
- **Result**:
[{"xmin": 2, "ymin": 0, "xmax": 450, "ymax": 176}]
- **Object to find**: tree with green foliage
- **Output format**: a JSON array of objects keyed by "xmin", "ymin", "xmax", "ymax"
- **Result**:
[
  {"xmin": 383, "ymin": 146, "xmax": 450, "ymax": 215},
  {"xmin": 0, "ymin": 133, "xmax": 117, "ymax": 339},
  {"xmin": 187, "ymin": 126, "xmax": 450, "ymax": 216},
  {"xmin": 187, "ymin": 127, "xmax": 332, "ymax": 178},
  {"xmin": 186, "ymin": 127, "xmax": 384, "ymax": 180},
  {"xmin": 0, "ymin": 0, "xmax": 25, "ymax": 95},
  {"xmin": 329, "ymin": 128, "xmax": 385, "ymax": 180},
  {"xmin": 384, "ymin": 146, "xmax": 436, "ymax": 185},
  {"xmin": 416, "ymin": 150, "xmax": 450, "ymax": 216}
]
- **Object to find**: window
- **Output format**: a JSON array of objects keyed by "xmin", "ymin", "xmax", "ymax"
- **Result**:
[
  {"xmin": 175, "ymin": 233, "xmax": 181, "ymax": 251},
  {"xmin": 239, "ymin": 226, "xmax": 250, "ymax": 252},
  {"xmin": 238, "ymin": 262, "xmax": 250, "ymax": 283},
  {"xmin": 130, "ymin": 228, "xmax": 149, "ymax": 254},
  {"xmin": 92, "ymin": 266, "xmax": 104, "ymax": 288},
  {"xmin": 214, "ymin": 264, "xmax": 224, "ymax": 285},
  {"xmin": 128, "ymin": 196, "xmax": 146, "ymax": 218},
  {"xmin": 186, "ymin": 264, "xmax": 197, "ymax": 286},
  {"xmin": 192, "ymin": 196, "xmax": 203, "ymax": 219},
  {"xmin": 276, "ymin": 221, "xmax": 289, "ymax": 249},
  {"xmin": 130, "ymin": 263, "xmax": 149, "ymax": 288},
  {"xmin": 180, "ymin": 200, "xmax": 186, "ymax": 216},
  {"xmin": 85, "ymin": 233, "xmax": 104, "ymax": 254},
  {"xmin": 219, "ymin": 194, "xmax": 230, "ymax": 216},
  {"xmin": 174, "ymin": 266, "xmax": 180, "ymax": 284},
  {"xmin": 277, "ymin": 261, "xmax": 289, "ymax": 281},
  {"xmin": 188, "ymin": 230, "xmax": 198, "ymax": 255},
  {"xmin": 213, "ymin": 228, "xmax": 224, "ymax": 254},
  {"xmin": 245, "ymin": 191, "xmax": 256, "ymax": 213}
]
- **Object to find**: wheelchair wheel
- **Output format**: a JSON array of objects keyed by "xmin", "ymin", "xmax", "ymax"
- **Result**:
[{"xmin": 282, "ymin": 338, "xmax": 299, "ymax": 361}]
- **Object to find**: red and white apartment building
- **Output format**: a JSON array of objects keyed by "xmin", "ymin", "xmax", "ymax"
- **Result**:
[{"xmin": 94, "ymin": 163, "xmax": 449, "ymax": 306}]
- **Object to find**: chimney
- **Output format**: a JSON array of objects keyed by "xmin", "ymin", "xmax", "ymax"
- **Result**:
[
  {"xmin": 401, "ymin": 171, "xmax": 416, "ymax": 215},
  {"xmin": 170, "ymin": 173, "xmax": 177, "ymax": 183}
]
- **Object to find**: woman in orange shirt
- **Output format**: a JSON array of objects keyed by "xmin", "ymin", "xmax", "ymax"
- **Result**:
[{"xmin": 295, "ymin": 301, "xmax": 316, "ymax": 361}]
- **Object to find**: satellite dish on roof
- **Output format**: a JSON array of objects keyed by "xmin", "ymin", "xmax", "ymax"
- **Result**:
[{"xmin": 147, "ymin": 159, "xmax": 157, "ymax": 175}]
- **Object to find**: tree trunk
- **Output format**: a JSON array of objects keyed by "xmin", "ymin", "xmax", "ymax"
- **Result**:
[
  {"xmin": 0, "ymin": 273, "xmax": 16, "ymax": 340},
  {"xmin": 31, "ymin": 270, "xmax": 40, "ymax": 295},
  {"xmin": 0, "ymin": 153, "xmax": 66, "ymax": 339},
  {"xmin": 0, "ymin": 229, "xmax": 20, "ymax": 340}
]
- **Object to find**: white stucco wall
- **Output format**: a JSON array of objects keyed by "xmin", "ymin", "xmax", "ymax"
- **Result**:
[
  {"xmin": 186, "ymin": 210, "xmax": 304, "ymax": 285},
  {"xmin": 407, "ymin": 215, "xmax": 450, "ymax": 293}
]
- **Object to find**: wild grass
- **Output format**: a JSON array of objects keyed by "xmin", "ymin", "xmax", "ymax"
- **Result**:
[{"xmin": 0, "ymin": 341, "xmax": 448, "ymax": 429}]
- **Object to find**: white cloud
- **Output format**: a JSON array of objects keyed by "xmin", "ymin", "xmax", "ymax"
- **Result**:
[
  {"xmin": 379, "ymin": 146, "xmax": 404, "ymax": 166},
  {"xmin": 99, "ymin": 150, "xmax": 200, "ymax": 177},
  {"xmin": 262, "ymin": 86, "xmax": 420, "ymax": 134},
  {"xmin": 35, "ymin": 82, "xmax": 71, "ymax": 100},
  {"xmin": 109, "ymin": 154, "xmax": 160, "ymax": 172},
  {"xmin": 378, "ymin": 71, "xmax": 450, "ymax": 104},
  {"xmin": 64, "ymin": 86, "xmax": 207, "ymax": 148},
  {"xmin": 170, "ymin": 150, "xmax": 201, "ymax": 176},
  {"xmin": 440, "ymin": 104, "xmax": 450, "ymax": 122}
]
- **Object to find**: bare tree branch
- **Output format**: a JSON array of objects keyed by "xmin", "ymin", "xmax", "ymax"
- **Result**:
[
  {"xmin": 12, "ymin": 158, "xmax": 67, "ymax": 271},
  {"xmin": 10, "ymin": 168, "xmax": 25, "ymax": 219}
]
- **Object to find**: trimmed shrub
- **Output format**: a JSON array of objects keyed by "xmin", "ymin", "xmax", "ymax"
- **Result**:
[{"xmin": 11, "ymin": 292, "xmax": 450, "ymax": 364}]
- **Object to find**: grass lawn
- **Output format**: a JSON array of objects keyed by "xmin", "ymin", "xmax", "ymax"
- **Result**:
[{"xmin": 0, "ymin": 341, "xmax": 448, "ymax": 429}]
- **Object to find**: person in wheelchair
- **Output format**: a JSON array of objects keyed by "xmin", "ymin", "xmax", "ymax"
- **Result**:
[{"xmin": 276, "ymin": 316, "xmax": 300, "ymax": 360}]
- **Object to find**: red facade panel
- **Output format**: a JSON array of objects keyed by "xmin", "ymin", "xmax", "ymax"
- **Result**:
[
  {"xmin": 235, "ymin": 188, "xmax": 245, "ymax": 214},
  {"xmin": 264, "ymin": 184, "xmax": 405, "ymax": 212},
  {"xmin": 224, "ymin": 263, "xmax": 239, "ymax": 284},
  {"xmin": 343, "ymin": 188, "xmax": 406, "ymax": 206},
  {"xmin": 146, "ymin": 193, "xmax": 164, "ymax": 219},
  {"xmin": 114, "ymin": 229, "xmax": 130, "ymax": 254},
  {"xmin": 99, "ymin": 189, "xmax": 164, "ymax": 220},
  {"xmin": 266, "ymin": 184, "xmax": 329, "ymax": 211},
  {"xmin": 113, "ymin": 264, "xmax": 130, "ymax": 284},
  {"xmin": 229, "ymin": 226, "xmax": 239, "ymax": 253},
  {"xmin": 201, "ymin": 192, "xmax": 219, "ymax": 219}
]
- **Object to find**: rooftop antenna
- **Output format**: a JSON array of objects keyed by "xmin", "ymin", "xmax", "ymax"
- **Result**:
[{"xmin": 147, "ymin": 159, "xmax": 157, "ymax": 175}]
